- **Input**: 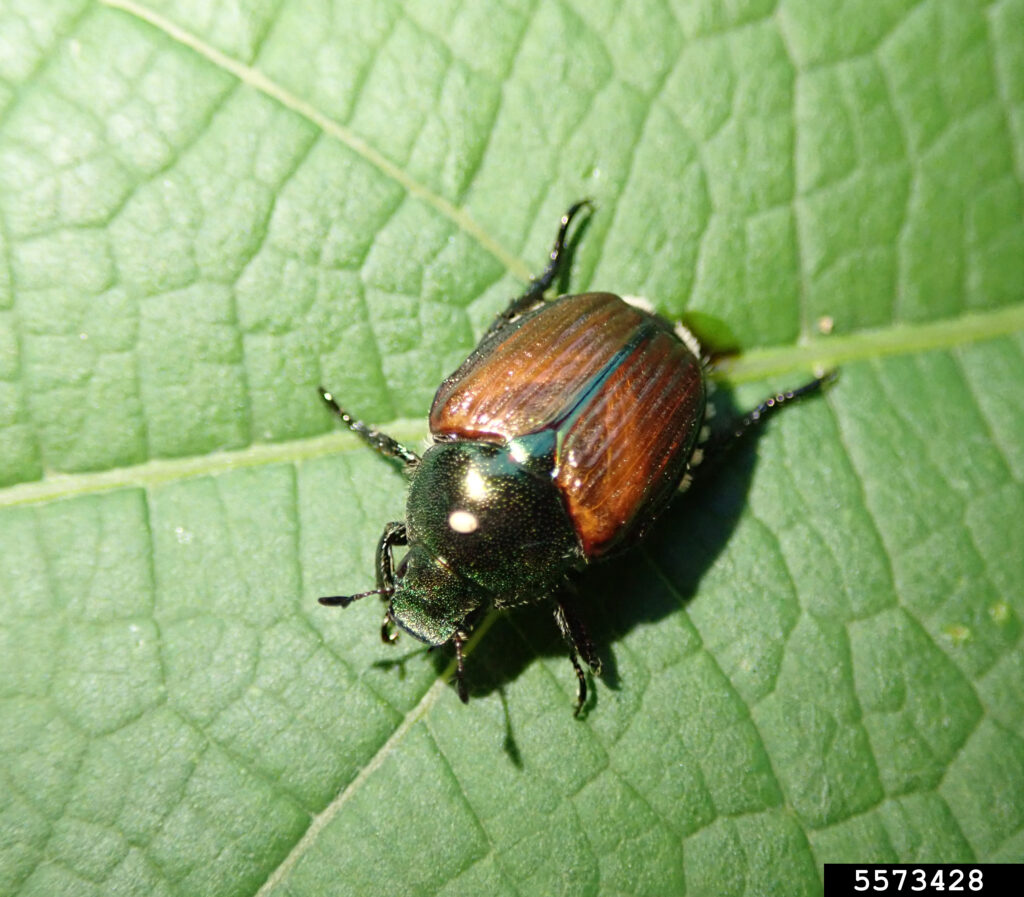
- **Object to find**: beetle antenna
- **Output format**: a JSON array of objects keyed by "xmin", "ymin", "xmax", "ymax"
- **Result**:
[{"xmin": 319, "ymin": 588, "xmax": 386, "ymax": 608}]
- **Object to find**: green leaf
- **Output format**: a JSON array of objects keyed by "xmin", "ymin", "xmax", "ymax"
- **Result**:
[{"xmin": 1, "ymin": 0, "xmax": 1022, "ymax": 895}]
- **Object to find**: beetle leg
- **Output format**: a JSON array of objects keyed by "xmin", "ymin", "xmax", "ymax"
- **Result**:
[
  {"xmin": 376, "ymin": 522, "xmax": 407, "ymax": 590},
  {"xmin": 528, "ymin": 200, "xmax": 593, "ymax": 299},
  {"xmin": 555, "ymin": 599, "xmax": 602, "ymax": 674},
  {"xmin": 376, "ymin": 522, "xmax": 407, "ymax": 643},
  {"xmin": 483, "ymin": 200, "xmax": 593, "ymax": 339},
  {"xmin": 453, "ymin": 630, "xmax": 470, "ymax": 703},
  {"xmin": 554, "ymin": 598, "xmax": 602, "ymax": 715},
  {"xmin": 318, "ymin": 387, "xmax": 420, "ymax": 470},
  {"xmin": 686, "ymin": 371, "xmax": 838, "ymax": 490},
  {"xmin": 567, "ymin": 652, "xmax": 588, "ymax": 718}
]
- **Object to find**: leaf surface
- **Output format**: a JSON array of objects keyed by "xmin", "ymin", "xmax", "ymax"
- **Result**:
[{"xmin": 1, "ymin": 1, "xmax": 1023, "ymax": 895}]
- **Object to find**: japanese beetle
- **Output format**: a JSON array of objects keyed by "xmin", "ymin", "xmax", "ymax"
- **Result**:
[{"xmin": 319, "ymin": 202, "xmax": 832, "ymax": 713}]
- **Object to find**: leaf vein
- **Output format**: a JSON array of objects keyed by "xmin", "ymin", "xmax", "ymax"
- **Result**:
[{"xmin": 97, "ymin": 0, "xmax": 532, "ymax": 281}]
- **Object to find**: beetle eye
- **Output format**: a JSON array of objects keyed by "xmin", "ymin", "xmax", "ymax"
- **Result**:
[{"xmin": 447, "ymin": 509, "xmax": 479, "ymax": 534}]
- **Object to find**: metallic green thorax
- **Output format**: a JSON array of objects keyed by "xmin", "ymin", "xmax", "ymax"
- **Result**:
[{"xmin": 389, "ymin": 441, "xmax": 579, "ymax": 645}]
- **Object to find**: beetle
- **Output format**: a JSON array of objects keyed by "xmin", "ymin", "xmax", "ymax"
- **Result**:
[{"xmin": 319, "ymin": 201, "xmax": 833, "ymax": 713}]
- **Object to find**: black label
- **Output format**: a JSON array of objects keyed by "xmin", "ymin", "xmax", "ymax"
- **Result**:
[{"xmin": 825, "ymin": 865, "xmax": 1020, "ymax": 897}]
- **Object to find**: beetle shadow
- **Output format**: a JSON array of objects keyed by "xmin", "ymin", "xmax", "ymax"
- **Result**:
[{"xmin": 401, "ymin": 383, "xmax": 766, "ymax": 749}]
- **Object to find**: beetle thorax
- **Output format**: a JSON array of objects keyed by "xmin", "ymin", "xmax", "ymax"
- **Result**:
[{"xmin": 404, "ymin": 441, "xmax": 580, "ymax": 603}]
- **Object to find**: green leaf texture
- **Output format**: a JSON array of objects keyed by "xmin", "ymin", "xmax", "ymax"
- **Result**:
[{"xmin": 1, "ymin": 1, "xmax": 1023, "ymax": 894}]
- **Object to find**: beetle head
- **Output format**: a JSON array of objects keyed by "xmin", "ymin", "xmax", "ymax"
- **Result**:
[{"xmin": 387, "ymin": 545, "xmax": 487, "ymax": 646}]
